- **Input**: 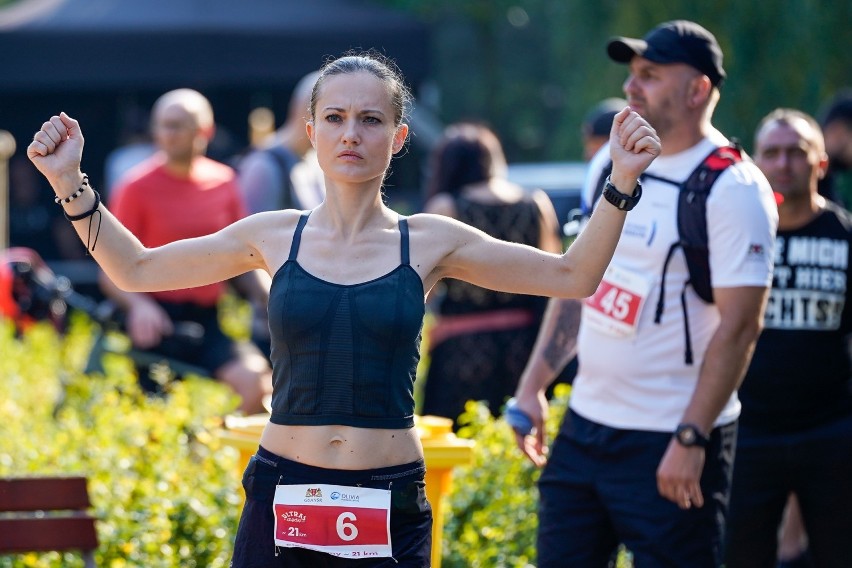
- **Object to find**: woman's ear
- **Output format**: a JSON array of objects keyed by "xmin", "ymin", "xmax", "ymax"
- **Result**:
[
  {"xmin": 392, "ymin": 123, "xmax": 409, "ymax": 154},
  {"xmin": 306, "ymin": 120, "xmax": 316, "ymax": 148}
]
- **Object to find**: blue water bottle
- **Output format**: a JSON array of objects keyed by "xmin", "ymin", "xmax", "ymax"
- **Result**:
[{"xmin": 504, "ymin": 397, "xmax": 535, "ymax": 436}]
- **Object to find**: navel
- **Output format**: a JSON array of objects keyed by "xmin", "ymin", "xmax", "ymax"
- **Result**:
[{"xmin": 328, "ymin": 435, "xmax": 347, "ymax": 447}]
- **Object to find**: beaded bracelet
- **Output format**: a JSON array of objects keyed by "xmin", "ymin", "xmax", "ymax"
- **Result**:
[
  {"xmin": 54, "ymin": 174, "xmax": 89, "ymax": 204},
  {"xmin": 63, "ymin": 189, "xmax": 103, "ymax": 254},
  {"xmin": 64, "ymin": 188, "xmax": 100, "ymax": 222}
]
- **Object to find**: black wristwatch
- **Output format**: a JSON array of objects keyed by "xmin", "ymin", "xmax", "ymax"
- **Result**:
[
  {"xmin": 674, "ymin": 423, "xmax": 710, "ymax": 448},
  {"xmin": 601, "ymin": 175, "xmax": 642, "ymax": 211}
]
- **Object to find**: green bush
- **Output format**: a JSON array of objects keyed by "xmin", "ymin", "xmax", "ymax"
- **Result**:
[
  {"xmin": 439, "ymin": 387, "xmax": 568, "ymax": 568},
  {"xmin": 0, "ymin": 316, "xmax": 242, "ymax": 567},
  {"xmin": 2, "ymin": 313, "xmax": 633, "ymax": 567}
]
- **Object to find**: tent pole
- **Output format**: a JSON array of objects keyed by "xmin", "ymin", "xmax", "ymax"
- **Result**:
[{"xmin": 0, "ymin": 130, "xmax": 16, "ymax": 250}]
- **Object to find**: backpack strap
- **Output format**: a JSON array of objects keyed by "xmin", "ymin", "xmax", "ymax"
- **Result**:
[
  {"xmin": 262, "ymin": 145, "xmax": 301, "ymax": 211},
  {"xmin": 594, "ymin": 142, "xmax": 745, "ymax": 365},
  {"xmin": 677, "ymin": 141, "xmax": 745, "ymax": 304},
  {"xmin": 666, "ymin": 141, "xmax": 744, "ymax": 364}
]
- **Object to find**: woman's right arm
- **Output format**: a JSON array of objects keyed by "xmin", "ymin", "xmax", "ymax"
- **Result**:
[{"xmin": 28, "ymin": 113, "xmax": 268, "ymax": 292}]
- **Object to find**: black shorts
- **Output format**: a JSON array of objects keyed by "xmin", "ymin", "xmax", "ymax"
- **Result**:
[
  {"xmin": 537, "ymin": 410, "xmax": 736, "ymax": 568},
  {"xmin": 231, "ymin": 446, "xmax": 433, "ymax": 567}
]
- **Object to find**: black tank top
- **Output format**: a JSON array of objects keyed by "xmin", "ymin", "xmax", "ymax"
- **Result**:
[{"xmin": 267, "ymin": 212, "xmax": 425, "ymax": 429}]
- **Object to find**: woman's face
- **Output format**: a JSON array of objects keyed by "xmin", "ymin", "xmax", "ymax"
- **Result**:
[{"xmin": 307, "ymin": 71, "xmax": 408, "ymax": 186}]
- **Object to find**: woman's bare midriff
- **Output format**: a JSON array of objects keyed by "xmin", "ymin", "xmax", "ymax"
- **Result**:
[{"xmin": 259, "ymin": 422, "xmax": 424, "ymax": 470}]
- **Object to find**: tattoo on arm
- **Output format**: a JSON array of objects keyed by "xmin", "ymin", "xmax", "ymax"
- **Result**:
[{"xmin": 542, "ymin": 299, "xmax": 582, "ymax": 373}]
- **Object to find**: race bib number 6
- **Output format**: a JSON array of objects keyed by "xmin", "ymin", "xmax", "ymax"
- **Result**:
[
  {"xmin": 273, "ymin": 484, "xmax": 392, "ymax": 559},
  {"xmin": 584, "ymin": 264, "xmax": 652, "ymax": 338}
]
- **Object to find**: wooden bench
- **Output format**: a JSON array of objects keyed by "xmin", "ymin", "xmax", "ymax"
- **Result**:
[{"xmin": 0, "ymin": 476, "xmax": 98, "ymax": 567}]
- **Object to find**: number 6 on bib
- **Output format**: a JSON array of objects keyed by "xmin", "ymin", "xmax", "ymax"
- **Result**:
[{"xmin": 273, "ymin": 484, "xmax": 393, "ymax": 558}]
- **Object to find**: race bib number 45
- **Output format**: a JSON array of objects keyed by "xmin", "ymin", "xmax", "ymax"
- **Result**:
[
  {"xmin": 584, "ymin": 264, "xmax": 652, "ymax": 338},
  {"xmin": 273, "ymin": 484, "xmax": 392, "ymax": 559}
]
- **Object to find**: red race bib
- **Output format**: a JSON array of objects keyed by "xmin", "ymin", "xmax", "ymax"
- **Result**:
[
  {"xmin": 273, "ymin": 484, "xmax": 392, "ymax": 559},
  {"xmin": 584, "ymin": 264, "xmax": 652, "ymax": 337}
]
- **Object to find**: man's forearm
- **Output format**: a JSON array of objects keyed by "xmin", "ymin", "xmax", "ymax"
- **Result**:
[{"xmin": 516, "ymin": 297, "xmax": 582, "ymax": 397}]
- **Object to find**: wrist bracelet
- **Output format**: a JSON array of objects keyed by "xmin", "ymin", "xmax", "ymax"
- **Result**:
[
  {"xmin": 54, "ymin": 174, "xmax": 89, "ymax": 204},
  {"xmin": 64, "ymin": 188, "xmax": 101, "ymax": 222},
  {"xmin": 64, "ymin": 188, "xmax": 103, "ymax": 254}
]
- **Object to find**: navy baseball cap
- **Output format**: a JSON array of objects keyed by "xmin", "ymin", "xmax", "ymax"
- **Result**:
[
  {"xmin": 607, "ymin": 20, "xmax": 726, "ymax": 87},
  {"xmin": 583, "ymin": 98, "xmax": 627, "ymax": 137}
]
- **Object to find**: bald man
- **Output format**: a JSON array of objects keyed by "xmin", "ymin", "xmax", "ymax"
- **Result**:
[
  {"xmin": 725, "ymin": 108, "xmax": 852, "ymax": 568},
  {"xmin": 100, "ymin": 88, "xmax": 272, "ymax": 414}
]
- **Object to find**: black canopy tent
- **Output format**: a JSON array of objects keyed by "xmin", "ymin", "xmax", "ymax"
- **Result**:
[
  {"xmin": 0, "ymin": 0, "xmax": 430, "ymax": 92},
  {"xmin": 0, "ymin": 0, "xmax": 431, "ymax": 287},
  {"xmin": 0, "ymin": 0, "xmax": 430, "ymax": 150}
]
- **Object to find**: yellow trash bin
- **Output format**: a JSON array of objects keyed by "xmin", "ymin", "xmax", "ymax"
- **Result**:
[{"xmin": 218, "ymin": 413, "xmax": 474, "ymax": 568}]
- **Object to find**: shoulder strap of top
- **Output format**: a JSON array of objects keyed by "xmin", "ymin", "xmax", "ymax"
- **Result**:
[
  {"xmin": 398, "ymin": 215, "xmax": 410, "ymax": 266},
  {"xmin": 288, "ymin": 211, "xmax": 311, "ymax": 261}
]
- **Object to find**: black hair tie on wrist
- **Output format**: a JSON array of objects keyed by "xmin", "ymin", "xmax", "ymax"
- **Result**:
[{"xmin": 64, "ymin": 189, "xmax": 102, "ymax": 254}]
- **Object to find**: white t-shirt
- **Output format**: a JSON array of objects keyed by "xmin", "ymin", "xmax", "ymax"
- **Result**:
[{"xmin": 571, "ymin": 131, "xmax": 778, "ymax": 432}]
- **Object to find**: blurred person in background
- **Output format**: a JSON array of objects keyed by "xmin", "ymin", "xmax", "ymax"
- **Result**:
[
  {"xmin": 582, "ymin": 97, "xmax": 628, "ymax": 161},
  {"xmin": 509, "ymin": 20, "xmax": 777, "ymax": 567},
  {"xmin": 29, "ymin": 50, "xmax": 660, "ymax": 565},
  {"xmin": 236, "ymin": 70, "xmax": 325, "ymax": 358},
  {"xmin": 780, "ymin": 93, "xmax": 852, "ymax": 563},
  {"xmin": 100, "ymin": 88, "xmax": 272, "ymax": 414},
  {"xmin": 817, "ymin": 89, "xmax": 852, "ymax": 207},
  {"xmin": 103, "ymin": 103, "xmax": 156, "ymax": 199},
  {"xmin": 419, "ymin": 122, "xmax": 561, "ymax": 427},
  {"xmin": 238, "ymin": 70, "xmax": 325, "ymax": 215},
  {"xmin": 725, "ymin": 109, "xmax": 852, "ymax": 568}
]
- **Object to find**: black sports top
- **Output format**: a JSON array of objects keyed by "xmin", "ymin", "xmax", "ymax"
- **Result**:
[{"xmin": 267, "ymin": 211, "xmax": 425, "ymax": 429}]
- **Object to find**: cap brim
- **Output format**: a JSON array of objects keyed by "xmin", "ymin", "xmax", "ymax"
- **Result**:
[{"xmin": 607, "ymin": 37, "xmax": 647, "ymax": 63}]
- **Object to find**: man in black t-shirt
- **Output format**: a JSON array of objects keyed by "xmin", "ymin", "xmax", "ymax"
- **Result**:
[{"xmin": 725, "ymin": 109, "xmax": 852, "ymax": 568}]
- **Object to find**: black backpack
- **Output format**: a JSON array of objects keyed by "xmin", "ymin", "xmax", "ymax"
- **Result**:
[
  {"xmin": 233, "ymin": 144, "xmax": 301, "ymax": 211},
  {"xmin": 262, "ymin": 145, "xmax": 302, "ymax": 211},
  {"xmin": 592, "ymin": 142, "xmax": 746, "ymax": 364}
]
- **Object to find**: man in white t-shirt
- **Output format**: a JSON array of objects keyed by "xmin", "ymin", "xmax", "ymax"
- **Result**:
[{"xmin": 509, "ymin": 20, "xmax": 778, "ymax": 567}]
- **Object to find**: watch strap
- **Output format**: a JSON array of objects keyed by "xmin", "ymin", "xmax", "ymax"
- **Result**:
[
  {"xmin": 674, "ymin": 423, "xmax": 710, "ymax": 448},
  {"xmin": 601, "ymin": 175, "xmax": 642, "ymax": 211}
]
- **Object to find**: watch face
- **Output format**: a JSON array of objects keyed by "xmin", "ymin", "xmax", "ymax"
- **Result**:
[
  {"xmin": 679, "ymin": 428, "xmax": 696, "ymax": 445},
  {"xmin": 675, "ymin": 424, "xmax": 708, "ymax": 447}
]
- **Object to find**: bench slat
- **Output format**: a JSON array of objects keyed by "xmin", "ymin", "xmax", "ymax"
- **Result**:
[
  {"xmin": 0, "ymin": 477, "xmax": 91, "ymax": 511},
  {"xmin": 0, "ymin": 516, "xmax": 98, "ymax": 552}
]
